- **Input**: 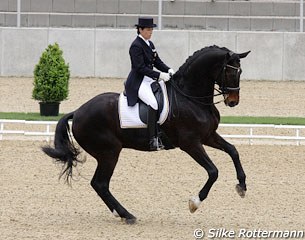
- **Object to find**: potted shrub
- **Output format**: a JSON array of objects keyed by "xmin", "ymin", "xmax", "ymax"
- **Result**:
[{"xmin": 32, "ymin": 42, "xmax": 70, "ymax": 116}]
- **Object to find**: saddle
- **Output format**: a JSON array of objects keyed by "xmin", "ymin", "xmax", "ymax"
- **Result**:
[
  {"xmin": 138, "ymin": 81, "xmax": 164, "ymax": 124},
  {"xmin": 119, "ymin": 81, "xmax": 169, "ymax": 129}
]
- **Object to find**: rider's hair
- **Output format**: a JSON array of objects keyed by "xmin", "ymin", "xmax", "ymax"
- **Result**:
[{"xmin": 137, "ymin": 27, "xmax": 144, "ymax": 35}]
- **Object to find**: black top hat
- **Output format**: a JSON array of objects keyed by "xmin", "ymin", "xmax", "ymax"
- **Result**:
[{"xmin": 135, "ymin": 17, "xmax": 157, "ymax": 28}]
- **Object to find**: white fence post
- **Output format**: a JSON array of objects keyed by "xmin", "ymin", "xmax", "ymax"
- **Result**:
[
  {"xmin": 46, "ymin": 124, "xmax": 50, "ymax": 142},
  {"xmin": 0, "ymin": 122, "xmax": 3, "ymax": 140},
  {"xmin": 296, "ymin": 129, "xmax": 300, "ymax": 146},
  {"xmin": 249, "ymin": 127, "xmax": 253, "ymax": 145}
]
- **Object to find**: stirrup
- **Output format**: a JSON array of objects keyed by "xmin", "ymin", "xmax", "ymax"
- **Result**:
[
  {"xmin": 149, "ymin": 137, "xmax": 164, "ymax": 151},
  {"xmin": 157, "ymin": 137, "xmax": 164, "ymax": 149}
]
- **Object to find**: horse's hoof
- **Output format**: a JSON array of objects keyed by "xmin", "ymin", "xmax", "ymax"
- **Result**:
[
  {"xmin": 235, "ymin": 184, "xmax": 246, "ymax": 198},
  {"xmin": 112, "ymin": 209, "xmax": 120, "ymax": 217},
  {"xmin": 124, "ymin": 217, "xmax": 137, "ymax": 225},
  {"xmin": 189, "ymin": 196, "xmax": 202, "ymax": 213}
]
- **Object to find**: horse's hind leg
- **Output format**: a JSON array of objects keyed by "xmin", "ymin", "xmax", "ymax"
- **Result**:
[{"xmin": 91, "ymin": 152, "xmax": 136, "ymax": 224}]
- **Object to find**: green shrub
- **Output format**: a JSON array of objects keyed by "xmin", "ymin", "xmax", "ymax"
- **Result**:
[{"xmin": 32, "ymin": 42, "xmax": 70, "ymax": 103}]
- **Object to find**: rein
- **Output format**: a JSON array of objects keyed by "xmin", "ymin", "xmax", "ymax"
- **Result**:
[
  {"xmin": 169, "ymin": 80, "xmax": 225, "ymax": 106},
  {"xmin": 168, "ymin": 62, "xmax": 241, "ymax": 106}
]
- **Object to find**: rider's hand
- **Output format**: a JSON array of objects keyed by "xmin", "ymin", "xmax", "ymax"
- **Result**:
[
  {"xmin": 159, "ymin": 72, "xmax": 171, "ymax": 82},
  {"xmin": 168, "ymin": 68, "xmax": 175, "ymax": 76}
]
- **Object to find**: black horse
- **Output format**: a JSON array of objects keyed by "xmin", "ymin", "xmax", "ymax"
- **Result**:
[{"xmin": 43, "ymin": 45, "xmax": 250, "ymax": 224}]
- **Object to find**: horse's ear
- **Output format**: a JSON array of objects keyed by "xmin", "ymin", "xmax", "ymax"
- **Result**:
[{"xmin": 238, "ymin": 51, "xmax": 251, "ymax": 59}]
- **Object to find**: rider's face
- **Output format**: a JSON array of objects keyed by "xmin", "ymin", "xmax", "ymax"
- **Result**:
[{"xmin": 139, "ymin": 27, "xmax": 153, "ymax": 40}]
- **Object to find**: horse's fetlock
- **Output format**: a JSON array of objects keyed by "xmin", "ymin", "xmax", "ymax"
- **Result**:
[{"xmin": 238, "ymin": 173, "xmax": 246, "ymax": 182}]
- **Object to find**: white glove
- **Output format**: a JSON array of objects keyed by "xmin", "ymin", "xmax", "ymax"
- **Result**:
[
  {"xmin": 159, "ymin": 72, "xmax": 171, "ymax": 82},
  {"xmin": 168, "ymin": 68, "xmax": 175, "ymax": 76}
]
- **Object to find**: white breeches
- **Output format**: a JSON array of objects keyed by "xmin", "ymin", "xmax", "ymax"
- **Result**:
[{"xmin": 138, "ymin": 76, "xmax": 158, "ymax": 110}]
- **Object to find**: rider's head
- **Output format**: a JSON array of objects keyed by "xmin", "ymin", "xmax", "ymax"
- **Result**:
[{"xmin": 135, "ymin": 17, "xmax": 157, "ymax": 40}]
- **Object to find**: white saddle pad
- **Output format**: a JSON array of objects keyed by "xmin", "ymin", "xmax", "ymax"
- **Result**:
[{"xmin": 119, "ymin": 81, "xmax": 169, "ymax": 129}]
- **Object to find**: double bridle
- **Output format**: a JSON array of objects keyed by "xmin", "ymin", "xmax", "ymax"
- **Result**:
[
  {"xmin": 219, "ymin": 64, "xmax": 242, "ymax": 94},
  {"xmin": 169, "ymin": 61, "xmax": 242, "ymax": 106}
]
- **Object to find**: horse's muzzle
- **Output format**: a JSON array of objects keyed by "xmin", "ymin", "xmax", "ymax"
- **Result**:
[{"xmin": 224, "ymin": 91, "xmax": 239, "ymax": 107}]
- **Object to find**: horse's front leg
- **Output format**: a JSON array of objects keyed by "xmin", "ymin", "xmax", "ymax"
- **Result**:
[
  {"xmin": 205, "ymin": 132, "xmax": 247, "ymax": 198},
  {"xmin": 180, "ymin": 142, "xmax": 219, "ymax": 213}
]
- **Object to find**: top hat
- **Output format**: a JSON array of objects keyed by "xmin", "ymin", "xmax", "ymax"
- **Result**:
[{"xmin": 135, "ymin": 17, "xmax": 157, "ymax": 28}]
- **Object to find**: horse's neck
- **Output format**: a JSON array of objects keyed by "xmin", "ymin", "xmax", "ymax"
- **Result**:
[
  {"xmin": 176, "ymin": 54, "xmax": 223, "ymax": 98},
  {"xmin": 165, "ymin": 80, "xmax": 220, "ymax": 124},
  {"xmin": 175, "ymin": 74, "xmax": 215, "ymax": 99},
  {"xmin": 166, "ymin": 77, "xmax": 215, "ymax": 108}
]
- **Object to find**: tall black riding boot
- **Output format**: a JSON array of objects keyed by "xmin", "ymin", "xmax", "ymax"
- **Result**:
[{"xmin": 147, "ymin": 106, "xmax": 164, "ymax": 151}]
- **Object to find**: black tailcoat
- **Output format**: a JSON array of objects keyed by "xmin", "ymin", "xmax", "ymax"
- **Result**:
[{"xmin": 125, "ymin": 36, "xmax": 170, "ymax": 106}]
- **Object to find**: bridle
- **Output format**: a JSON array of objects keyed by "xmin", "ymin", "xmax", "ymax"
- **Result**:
[
  {"xmin": 169, "ymin": 60, "xmax": 242, "ymax": 106},
  {"xmin": 218, "ymin": 64, "xmax": 242, "ymax": 94}
]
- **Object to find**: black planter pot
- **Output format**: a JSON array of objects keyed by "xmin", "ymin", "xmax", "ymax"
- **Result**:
[{"xmin": 39, "ymin": 102, "xmax": 60, "ymax": 116}]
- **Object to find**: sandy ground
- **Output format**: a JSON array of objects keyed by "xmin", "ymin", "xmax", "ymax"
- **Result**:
[
  {"xmin": 0, "ymin": 142, "xmax": 304, "ymax": 240},
  {"xmin": 0, "ymin": 77, "xmax": 305, "ymax": 239}
]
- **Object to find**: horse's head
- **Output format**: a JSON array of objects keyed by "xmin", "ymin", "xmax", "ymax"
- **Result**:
[
  {"xmin": 215, "ymin": 50, "xmax": 250, "ymax": 107},
  {"xmin": 173, "ymin": 46, "xmax": 250, "ymax": 107}
]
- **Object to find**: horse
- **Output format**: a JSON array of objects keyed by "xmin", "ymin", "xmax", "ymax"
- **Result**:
[{"xmin": 42, "ymin": 45, "xmax": 250, "ymax": 224}]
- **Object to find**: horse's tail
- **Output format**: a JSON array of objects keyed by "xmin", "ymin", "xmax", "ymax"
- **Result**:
[{"xmin": 42, "ymin": 111, "xmax": 83, "ymax": 183}]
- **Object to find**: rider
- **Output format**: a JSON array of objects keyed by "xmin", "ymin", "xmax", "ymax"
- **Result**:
[{"xmin": 125, "ymin": 17, "xmax": 175, "ymax": 151}]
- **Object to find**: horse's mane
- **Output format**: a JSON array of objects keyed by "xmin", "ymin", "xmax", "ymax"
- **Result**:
[{"xmin": 175, "ymin": 45, "xmax": 230, "ymax": 78}]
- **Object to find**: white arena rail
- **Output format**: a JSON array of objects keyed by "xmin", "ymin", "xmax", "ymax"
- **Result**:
[
  {"xmin": 1, "ymin": 119, "xmax": 305, "ymax": 145},
  {"xmin": 218, "ymin": 123, "xmax": 305, "ymax": 146},
  {"xmin": 0, "ymin": 119, "xmax": 58, "ymax": 142}
]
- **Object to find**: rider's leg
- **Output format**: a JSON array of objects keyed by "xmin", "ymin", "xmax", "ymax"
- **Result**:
[
  {"xmin": 138, "ymin": 77, "xmax": 158, "ymax": 109},
  {"xmin": 147, "ymin": 106, "xmax": 164, "ymax": 150},
  {"xmin": 138, "ymin": 77, "xmax": 164, "ymax": 151}
]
